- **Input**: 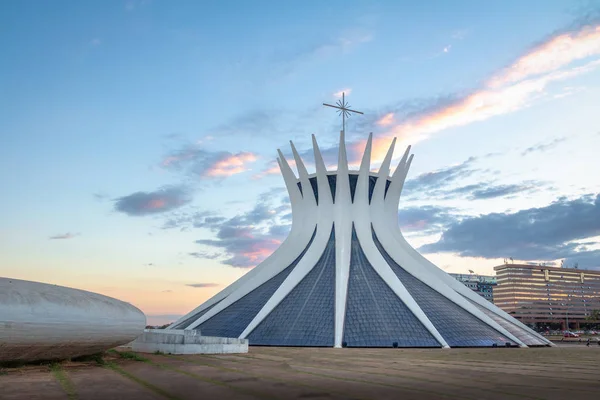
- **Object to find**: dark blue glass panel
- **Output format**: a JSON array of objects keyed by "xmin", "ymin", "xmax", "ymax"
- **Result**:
[
  {"xmin": 349, "ymin": 174, "xmax": 358, "ymax": 203},
  {"xmin": 196, "ymin": 228, "xmax": 317, "ymax": 338},
  {"xmin": 368, "ymin": 176, "xmax": 377, "ymax": 204},
  {"xmin": 385, "ymin": 179, "xmax": 391, "ymax": 198},
  {"xmin": 372, "ymin": 229, "xmax": 516, "ymax": 347},
  {"xmin": 248, "ymin": 227, "xmax": 336, "ymax": 346},
  {"xmin": 343, "ymin": 226, "xmax": 440, "ymax": 347},
  {"xmin": 310, "ymin": 178, "xmax": 319, "ymax": 205},
  {"xmin": 171, "ymin": 300, "xmax": 222, "ymax": 329},
  {"xmin": 327, "ymin": 174, "xmax": 337, "ymax": 203}
]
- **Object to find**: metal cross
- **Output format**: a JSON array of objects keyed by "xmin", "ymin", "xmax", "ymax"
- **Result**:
[{"xmin": 323, "ymin": 92, "xmax": 363, "ymax": 133}]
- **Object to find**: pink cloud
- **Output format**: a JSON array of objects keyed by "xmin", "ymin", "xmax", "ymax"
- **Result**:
[
  {"xmin": 376, "ymin": 113, "xmax": 394, "ymax": 127},
  {"xmin": 353, "ymin": 23, "xmax": 600, "ymax": 165},
  {"xmin": 253, "ymin": 159, "xmax": 297, "ymax": 180},
  {"xmin": 144, "ymin": 198, "xmax": 167, "ymax": 210},
  {"xmin": 204, "ymin": 152, "xmax": 258, "ymax": 177},
  {"xmin": 239, "ymin": 238, "xmax": 282, "ymax": 266},
  {"xmin": 489, "ymin": 25, "xmax": 600, "ymax": 88}
]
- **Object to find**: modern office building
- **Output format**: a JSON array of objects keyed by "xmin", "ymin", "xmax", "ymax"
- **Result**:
[
  {"xmin": 494, "ymin": 264, "xmax": 600, "ymax": 329},
  {"xmin": 450, "ymin": 274, "xmax": 496, "ymax": 302}
]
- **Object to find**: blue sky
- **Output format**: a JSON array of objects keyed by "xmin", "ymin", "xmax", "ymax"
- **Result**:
[{"xmin": 2, "ymin": 0, "xmax": 600, "ymax": 325}]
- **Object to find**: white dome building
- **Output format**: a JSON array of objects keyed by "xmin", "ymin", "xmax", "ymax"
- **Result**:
[
  {"xmin": 0, "ymin": 278, "xmax": 146, "ymax": 362},
  {"xmin": 170, "ymin": 132, "xmax": 552, "ymax": 348}
]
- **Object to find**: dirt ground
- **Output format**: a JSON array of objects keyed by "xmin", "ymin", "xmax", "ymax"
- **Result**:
[{"xmin": 1, "ymin": 344, "xmax": 599, "ymax": 400}]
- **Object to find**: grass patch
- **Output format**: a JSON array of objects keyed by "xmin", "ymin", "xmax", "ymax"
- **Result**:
[
  {"xmin": 108, "ymin": 350, "xmax": 148, "ymax": 362},
  {"xmin": 50, "ymin": 363, "xmax": 77, "ymax": 400},
  {"xmin": 105, "ymin": 361, "xmax": 180, "ymax": 400}
]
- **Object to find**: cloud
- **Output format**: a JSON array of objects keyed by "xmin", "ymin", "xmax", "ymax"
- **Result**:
[
  {"xmin": 521, "ymin": 137, "xmax": 567, "ymax": 156},
  {"xmin": 421, "ymin": 193, "xmax": 600, "ymax": 269},
  {"xmin": 163, "ymin": 210, "xmax": 222, "ymax": 230},
  {"xmin": 114, "ymin": 185, "xmax": 191, "ymax": 216},
  {"xmin": 188, "ymin": 251, "xmax": 221, "ymax": 260},
  {"xmin": 161, "ymin": 187, "xmax": 290, "ymax": 268},
  {"xmin": 399, "ymin": 156, "xmax": 541, "ymax": 202},
  {"xmin": 252, "ymin": 161, "xmax": 282, "ymax": 179},
  {"xmin": 186, "ymin": 283, "xmax": 220, "ymax": 288},
  {"xmin": 205, "ymin": 152, "xmax": 258, "ymax": 177},
  {"xmin": 333, "ymin": 88, "xmax": 352, "ymax": 98},
  {"xmin": 488, "ymin": 25, "xmax": 600, "ymax": 88},
  {"xmin": 277, "ymin": 29, "xmax": 373, "ymax": 71},
  {"xmin": 161, "ymin": 146, "xmax": 203, "ymax": 168},
  {"xmin": 181, "ymin": 188, "xmax": 292, "ymax": 268},
  {"xmin": 346, "ymin": 23, "xmax": 600, "ymax": 164},
  {"xmin": 468, "ymin": 183, "xmax": 538, "ymax": 200},
  {"xmin": 398, "ymin": 206, "xmax": 459, "ymax": 235},
  {"xmin": 376, "ymin": 113, "xmax": 394, "ymax": 127},
  {"xmin": 428, "ymin": 181, "xmax": 541, "ymax": 201},
  {"xmin": 197, "ymin": 236, "xmax": 284, "ymax": 268},
  {"xmin": 93, "ymin": 192, "xmax": 110, "ymax": 201},
  {"xmin": 402, "ymin": 157, "xmax": 478, "ymax": 196},
  {"xmin": 49, "ymin": 232, "xmax": 80, "ymax": 240},
  {"xmin": 268, "ymin": 223, "xmax": 292, "ymax": 237},
  {"xmin": 161, "ymin": 144, "xmax": 258, "ymax": 179}
]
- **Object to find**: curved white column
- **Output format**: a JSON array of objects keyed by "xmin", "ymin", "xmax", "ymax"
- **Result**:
[
  {"xmin": 333, "ymin": 131, "xmax": 352, "ymax": 348},
  {"xmin": 383, "ymin": 146, "xmax": 411, "ymax": 219}
]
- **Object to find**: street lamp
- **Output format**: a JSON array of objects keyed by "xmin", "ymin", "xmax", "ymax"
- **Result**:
[{"xmin": 566, "ymin": 293, "xmax": 571, "ymax": 331}]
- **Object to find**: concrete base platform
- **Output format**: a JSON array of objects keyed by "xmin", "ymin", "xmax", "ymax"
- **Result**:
[{"xmin": 131, "ymin": 329, "xmax": 248, "ymax": 355}]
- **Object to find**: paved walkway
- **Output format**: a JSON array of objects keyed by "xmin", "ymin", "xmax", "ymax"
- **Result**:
[{"xmin": 1, "ymin": 346, "xmax": 599, "ymax": 399}]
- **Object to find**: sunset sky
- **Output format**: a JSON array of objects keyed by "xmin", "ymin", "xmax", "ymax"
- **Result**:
[{"xmin": 2, "ymin": 0, "xmax": 600, "ymax": 326}]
